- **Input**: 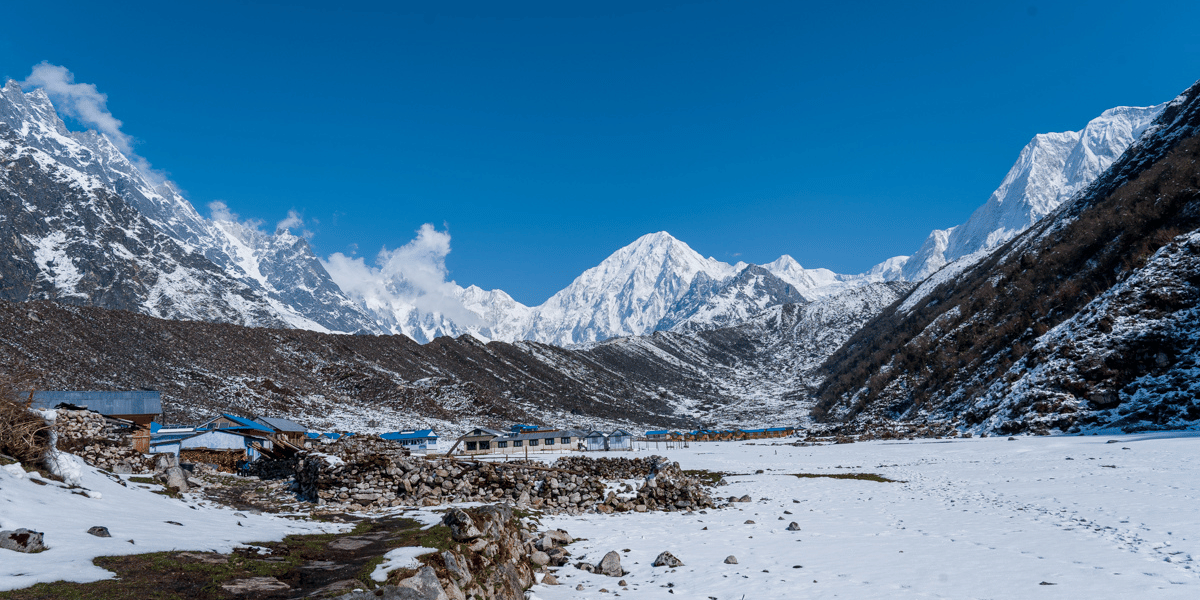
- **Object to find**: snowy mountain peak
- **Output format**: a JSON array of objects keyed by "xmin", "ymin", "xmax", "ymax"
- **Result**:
[{"xmin": 872, "ymin": 102, "xmax": 1167, "ymax": 282}]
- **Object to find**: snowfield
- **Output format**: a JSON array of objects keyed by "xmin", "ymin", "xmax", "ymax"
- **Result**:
[
  {"xmin": 0, "ymin": 461, "xmax": 347, "ymax": 591},
  {"xmin": 532, "ymin": 433, "xmax": 1200, "ymax": 599}
]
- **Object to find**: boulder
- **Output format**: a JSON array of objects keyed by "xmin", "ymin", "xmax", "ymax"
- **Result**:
[
  {"xmin": 443, "ymin": 509, "xmax": 483, "ymax": 541},
  {"xmin": 542, "ymin": 573, "xmax": 559, "ymax": 585},
  {"xmin": 724, "ymin": 555, "xmax": 738, "ymax": 564},
  {"xmin": 786, "ymin": 522, "xmax": 801, "ymax": 531},
  {"xmin": 163, "ymin": 466, "xmax": 189, "ymax": 492},
  {"xmin": 652, "ymin": 551, "xmax": 683, "ymax": 568},
  {"xmin": 0, "ymin": 529, "xmax": 46, "ymax": 553},
  {"xmin": 597, "ymin": 550, "xmax": 624, "ymax": 576},
  {"xmin": 441, "ymin": 551, "xmax": 472, "ymax": 586},
  {"xmin": 87, "ymin": 526, "xmax": 112, "ymax": 538},
  {"xmin": 530, "ymin": 550, "xmax": 550, "ymax": 566},
  {"xmin": 396, "ymin": 566, "xmax": 450, "ymax": 600}
]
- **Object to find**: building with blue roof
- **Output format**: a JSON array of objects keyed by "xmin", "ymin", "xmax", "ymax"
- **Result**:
[{"xmin": 380, "ymin": 429, "xmax": 440, "ymax": 452}]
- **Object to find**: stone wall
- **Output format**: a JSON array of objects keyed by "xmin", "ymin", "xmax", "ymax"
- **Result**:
[{"xmin": 53, "ymin": 409, "xmax": 153, "ymax": 473}]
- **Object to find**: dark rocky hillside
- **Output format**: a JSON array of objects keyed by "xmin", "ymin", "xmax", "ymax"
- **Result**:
[{"xmin": 814, "ymin": 79, "xmax": 1200, "ymax": 434}]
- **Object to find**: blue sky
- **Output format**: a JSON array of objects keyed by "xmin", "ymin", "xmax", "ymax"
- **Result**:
[{"xmin": 4, "ymin": 0, "xmax": 1199, "ymax": 305}]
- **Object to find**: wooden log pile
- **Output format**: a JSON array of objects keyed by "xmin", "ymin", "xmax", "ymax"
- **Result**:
[{"xmin": 180, "ymin": 448, "xmax": 243, "ymax": 473}]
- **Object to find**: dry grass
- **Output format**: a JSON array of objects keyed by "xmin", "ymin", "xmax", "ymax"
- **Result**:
[{"xmin": 0, "ymin": 364, "xmax": 50, "ymax": 467}]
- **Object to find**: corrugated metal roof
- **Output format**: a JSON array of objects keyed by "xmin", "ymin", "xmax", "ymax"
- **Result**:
[
  {"xmin": 505, "ymin": 430, "xmax": 567, "ymax": 441},
  {"xmin": 23, "ymin": 391, "xmax": 162, "ymax": 416},
  {"xmin": 380, "ymin": 429, "xmax": 438, "ymax": 441},
  {"xmin": 254, "ymin": 416, "xmax": 308, "ymax": 433}
]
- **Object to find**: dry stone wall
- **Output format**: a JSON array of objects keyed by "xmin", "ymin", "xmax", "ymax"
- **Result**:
[
  {"xmin": 295, "ymin": 447, "xmax": 717, "ymax": 514},
  {"xmin": 52, "ymin": 409, "xmax": 152, "ymax": 473}
]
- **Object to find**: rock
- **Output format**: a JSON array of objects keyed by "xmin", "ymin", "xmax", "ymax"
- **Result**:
[
  {"xmin": 652, "ymin": 551, "xmax": 683, "ymax": 567},
  {"xmin": 618, "ymin": 579, "xmax": 628, "ymax": 586},
  {"xmin": 396, "ymin": 566, "xmax": 451, "ymax": 600},
  {"xmin": 154, "ymin": 453, "xmax": 179, "ymax": 472},
  {"xmin": 442, "ymin": 551, "xmax": 472, "ymax": 585},
  {"xmin": 597, "ymin": 550, "xmax": 623, "ymax": 577},
  {"xmin": 738, "ymin": 495, "xmax": 751, "ymax": 502},
  {"xmin": 443, "ymin": 508, "xmax": 483, "ymax": 541},
  {"xmin": 112, "ymin": 462, "xmax": 133, "ymax": 475},
  {"xmin": 163, "ymin": 466, "xmax": 189, "ymax": 492},
  {"xmin": 328, "ymin": 537, "xmax": 375, "ymax": 551},
  {"xmin": 86, "ymin": 526, "xmax": 111, "ymax": 538},
  {"xmin": 531, "ymin": 550, "xmax": 550, "ymax": 566},
  {"xmin": 220, "ymin": 577, "xmax": 290, "ymax": 594},
  {"xmin": 576, "ymin": 584, "xmax": 585, "ymax": 591},
  {"xmin": 786, "ymin": 522, "xmax": 801, "ymax": 531},
  {"xmin": 575, "ymin": 561, "xmax": 596, "ymax": 573},
  {"xmin": 542, "ymin": 574, "xmax": 559, "ymax": 585},
  {"xmin": 744, "ymin": 520, "xmax": 755, "ymax": 524},
  {"xmin": 0, "ymin": 529, "xmax": 46, "ymax": 553},
  {"xmin": 634, "ymin": 504, "xmax": 648, "ymax": 512}
]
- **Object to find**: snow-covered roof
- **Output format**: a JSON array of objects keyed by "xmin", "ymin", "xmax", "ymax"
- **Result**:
[{"xmin": 254, "ymin": 416, "xmax": 308, "ymax": 433}]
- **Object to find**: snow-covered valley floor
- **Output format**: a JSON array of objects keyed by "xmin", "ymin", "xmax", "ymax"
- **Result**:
[{"xmin": 533, "ymin": 432, "xmax": 1200, "ymax": 599}]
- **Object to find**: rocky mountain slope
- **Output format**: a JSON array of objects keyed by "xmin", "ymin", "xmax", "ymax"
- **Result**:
[
  {"xmin": 0, "ymin": 80, "xmax": 381, "ymax": 334},
  {"xmin": 814, "ymin": 79, "xmax": 1200, "ymax": 434}
]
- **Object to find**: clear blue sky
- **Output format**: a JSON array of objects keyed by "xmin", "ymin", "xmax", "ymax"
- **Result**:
[{"xmin": 4, "ymin": 1, "xmax": 1199, "ymax": 305}]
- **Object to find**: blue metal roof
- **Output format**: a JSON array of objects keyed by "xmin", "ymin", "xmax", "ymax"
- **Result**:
[
  {"xmin": 23, "ymin": 391, "xmax": 162, "ymax": 416},
  {"xmin": 646, "ymin": 430, "xmax": 669, "ymax": 435},
  {"xmin": 380, "ymin": 429, "xmax": 438, "ymax": 441}
]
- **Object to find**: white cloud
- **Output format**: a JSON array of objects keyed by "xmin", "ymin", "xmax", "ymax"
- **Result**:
[
  {"xmin": 322, "ymin": 224, "xmax": 479, "ymax": 326},
  {"xmin": 276, "ymin": 210, "xmax": 304, "ymax": 232},
  {"xmin": 20, "ymin": 62, "xmax": 166, "ymax": 184}
]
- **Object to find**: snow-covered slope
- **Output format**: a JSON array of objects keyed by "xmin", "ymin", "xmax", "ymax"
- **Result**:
[
  {"xmin": 0, "ymin": 79, "xmax": 381, "ymax": 333},
  {"xmin": 874, "ymin": 103, "xmax": 1166, "ymax": 282},
  {"xmin": 661, "ymin": 264, "xmax": 807, "ymax": 334}
]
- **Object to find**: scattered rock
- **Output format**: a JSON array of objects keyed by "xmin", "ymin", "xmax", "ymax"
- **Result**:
[
  {"xmin": 786, "ymin": 522, "xmax": 801, "ymax": 531},
  {"xmin": 530, "ymin": 550, "xmax": 550, "ymax": 566},
  {"xmin": 744, "ymin": 520, "xmax": 755, "ymax": 524},
  {"xmin": 597, "ymin": 550, "xmax": 624, "ymax": 577},
  {"xmin": 652, "ymin": 551, "xmax": 684, "ymax": 567},
  {"xmin": 86, "ymin": 526, "xmax": 111, "ymax": 538},
  {"xmin": 542, "ymin": 574, "xmax": 559, "ymax": 585},
  {"xmin": 577, "ymin": 584, "xmax": 585, "ymax": 591},
  {"xmin": 618, "ymin": 579, "xmax": 628, "ymax": 586},
  {"xmin": 0, "ymin": 529, "xmax": 46, "ymax": 553},
  {"xmin": 724, "ymin": 555, "xmax": 738, "ymax": 564},
  {"xmin": 738, "ymin": 495, "xmax": 751, "ymax": 502}
]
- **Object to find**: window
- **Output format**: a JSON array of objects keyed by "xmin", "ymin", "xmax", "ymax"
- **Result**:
[
  {"xmin": 480, "ymin": 441, "xmax": 490, "ymax": 450},
  {"xmin": 513, "ymin": 440, "xmax": 523, "ymax": 447},
  {"xmin": 497, "ymin": 441, "xmax": 508, "ymax": 448},
  {"xmin": 466, "ymin": 441, "xmax": 477, "ymax": 451},
  {"xmin": 545, "ymin": 437, "xmax": 554, "ymax": 445},
  {"xmin": 529, "ymin": 439, "xmax": 538, "ymax": 446},
  {"xmin": 561, "ymin": 437, "xmax": 570, "ymax": 444}
]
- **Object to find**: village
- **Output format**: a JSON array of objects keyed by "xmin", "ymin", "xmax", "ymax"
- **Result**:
[{"xmin": 24, "ymin": 390, "xmax": 798, "ymax": 471}]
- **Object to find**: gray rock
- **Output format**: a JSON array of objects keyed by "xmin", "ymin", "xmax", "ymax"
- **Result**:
[
  {"xmin": 738, "ymin": 495, "xmax": 752, "ymax": 502},
  {"xmin": 531, "ymin": 550, "xmax": 550, "ymax": 566},
  {"xmin": 724, "ymin": 555, "xmax": 738, "ymax": 564},
  {"xmin": 787, "ymin": 522, "xmax": 801, "ymax": 531},
  {"xmin": 744, "ymin": 520, "xmax": 756, "ymax": 524},
  {"xmin": 652, "ymin": 550, "xmax": 684, "ymax": 567},
  {"xmin": 87, "ymin": 526, "xmax": 111, "ymax": 538},
  {"xmin": 597, "ymin": 550, "xmax": 623, "ymax": 577},
  {"xmin": 220, "ymin": 577, "xmax": 290, "ymax": 594},
  {"xmin": 163, "ymin": 466, "xmax": 189, "ymax": 492},
  {"xmin": 0, "ymin": 529, "xmax": 46, "ymax": 553},
  {"xmin": 396, "ymin": 566, "xmax": 450, "ymax": 600},
  {"xmin": 443, "ymin": 509, "xmax": 482, "ymax": 541},
  {"xmin": 154, "ymin": 453, "xmax": 179, "ymax": 472},
  {"xmin": 441, "ymin": 551, "xmax": 472, "ymax": 585},
  {"xmin": 542, "ymin": 573, "xmax": 559, "ymax": 585},
  {"xmin": 112, "ymin": 462, "xmax": 133, "ymax": 475}
]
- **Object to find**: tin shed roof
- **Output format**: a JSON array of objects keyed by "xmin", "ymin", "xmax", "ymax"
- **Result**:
[
  {"xmin": 23, "ymin": 391, "xmax": 162, "ymax": 416},
  {"xmin": 254, "ymin": 416, "xmax": 308, "ymax": 433}
]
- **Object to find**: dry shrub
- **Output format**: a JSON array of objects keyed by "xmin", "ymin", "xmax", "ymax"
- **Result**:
[{"xmin": 0, "ymin": 365, "xmax": 51, "ymax": 466}]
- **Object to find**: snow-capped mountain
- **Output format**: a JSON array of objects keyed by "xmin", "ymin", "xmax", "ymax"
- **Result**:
[
  {"xmin": 660, "ymin": 264, "xmax": 807, "ymax": 334},
  {"xmin": 815, "ymin": 78, "xmax": 1200, "ymax": 434},
  {"xmin": 521, "ymin": 232, "xmax": 741, "ymax": 345},
  {"xmin": 0, "ymin": 79, "xmax": 381, "ymax": 333},
  {"xmin": 875, "ymin": 103, "xmax": 1166, "ymax": 281}
]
